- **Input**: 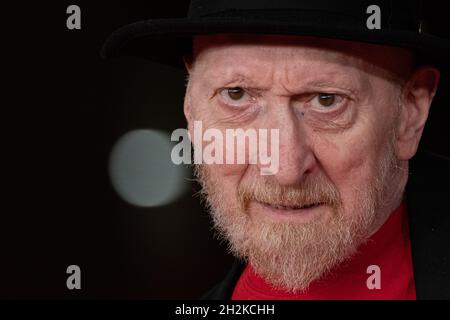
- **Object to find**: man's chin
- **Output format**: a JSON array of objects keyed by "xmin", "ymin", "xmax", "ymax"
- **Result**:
[
  {"xmin": 228, "ymin": 210, "xmax": 370, "ymax": 293},
  {"xmin": 246, "ymin": 235, "xmax": 361, "ymax": 293}
]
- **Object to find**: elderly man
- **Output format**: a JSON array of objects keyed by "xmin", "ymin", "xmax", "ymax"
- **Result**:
[{"xmin": 104, "ymin": 0, "xmax": 450, "ymax": 299}]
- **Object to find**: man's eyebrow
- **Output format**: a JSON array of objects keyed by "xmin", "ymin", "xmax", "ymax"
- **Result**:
[
  {"xmin": 207, "ymin": 71, "xmax": 261, "ymax": 87},
  {"xmin": 302, "ymin": 79, "xmax": 360, "ymax": 93}
]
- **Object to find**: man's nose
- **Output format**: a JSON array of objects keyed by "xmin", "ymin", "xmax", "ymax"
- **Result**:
[{"xmin": 258, "ymin": 106, "xmax": 315, "ymax": 186}]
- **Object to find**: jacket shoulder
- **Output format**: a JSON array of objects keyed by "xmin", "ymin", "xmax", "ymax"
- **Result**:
[
  {"xmin": 406, "ymin": 149, "xmax": 450, "ymax": 300},
  {"xmin": 200, "ymin": 259, "xmax": 245, "ymax": 300}
]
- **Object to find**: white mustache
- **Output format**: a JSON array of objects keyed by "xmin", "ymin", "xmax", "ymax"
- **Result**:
[{"xmin": 237, "ymin": 176, "xmax": 341, "ymax": 210}]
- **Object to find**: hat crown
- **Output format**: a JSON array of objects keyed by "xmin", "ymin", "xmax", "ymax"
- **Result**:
[{"xmin": 188, "ymin": 0, "xmax": 423, "ymax": 33}]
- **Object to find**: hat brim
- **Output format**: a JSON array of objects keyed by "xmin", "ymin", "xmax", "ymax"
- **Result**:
[{"xmin": 102, "ymin": 16, "xmax": 450, "ymax": 70}]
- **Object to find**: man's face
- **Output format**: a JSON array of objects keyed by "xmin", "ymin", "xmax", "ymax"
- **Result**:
[{"xmin": 185, "ymin": 34, "xmax": 414, "ymax": 291}]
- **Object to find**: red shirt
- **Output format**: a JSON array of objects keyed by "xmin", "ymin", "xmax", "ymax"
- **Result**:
[{"xmin": 232, "ymin": 202, "xmax": 416, "ymax": 300}]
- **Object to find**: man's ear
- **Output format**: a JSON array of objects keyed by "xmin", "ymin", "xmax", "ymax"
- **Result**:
[
  {"xmin": 183, "ymin": 90, "xmax": 192, "ymax": 126},
  {"xmin": 183, "ymin": 55, "xmax": 193, "ymax": 74},
  {"xmin": 182, "ymin": 56, "xmax": 194, "ymax": 130},
  {"xmin": 396, "ymin": 66, "xmax": 440, "ymax": 160}
]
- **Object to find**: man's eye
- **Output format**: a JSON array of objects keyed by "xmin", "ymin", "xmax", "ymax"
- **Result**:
[
  {"xmin": 227, "ymin": 87, "xmax": 245, "ymax": 100},
  {"xmin": 310, "ymin": 93, "xmax": 343, "ymax": 108},
  {"xmin": 219, "ymin": 87, "xmax": 253, "ymax": 107},
  {"xmin": 220, "ymin": 87, "xmax": 255, "ymax": 108}
]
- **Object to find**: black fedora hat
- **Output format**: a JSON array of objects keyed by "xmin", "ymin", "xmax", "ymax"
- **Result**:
[{"xmin": 102, "ymin": 0, "xmax": 450, "ymax": 70}]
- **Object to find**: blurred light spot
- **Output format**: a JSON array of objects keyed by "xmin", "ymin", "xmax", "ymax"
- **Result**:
[{"xmin": 109, "ymin": 129, "xmax": 188, "ymax": 207}]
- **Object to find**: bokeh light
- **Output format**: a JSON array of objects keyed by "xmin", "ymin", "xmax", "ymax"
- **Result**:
[{"xmin": 109, "ymin": 129, "xmax": 189, "ymax": 207}]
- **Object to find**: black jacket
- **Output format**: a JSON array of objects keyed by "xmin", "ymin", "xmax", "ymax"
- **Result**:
[{"xmin": 202, "ymin": 150, "xmax": 450, "ymax": 300}]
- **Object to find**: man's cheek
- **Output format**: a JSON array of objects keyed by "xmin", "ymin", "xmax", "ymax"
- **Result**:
[
  {"xmin": 315, "ymin": 130, "xmax": 373, "ymax": 174},
  {"xmin": 314, "ymin": 137, "xmax": 375, "ymax": 192},
  {"xmin": 204, "ymin": 163, "xmax": 246, "ymax": 212}
]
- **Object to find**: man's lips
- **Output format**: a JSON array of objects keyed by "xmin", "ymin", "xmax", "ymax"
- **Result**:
[
  {"xmin": 258, "ymin": 201, "xmax": 325, "ymax": 211},
  {"xmin": 251, "ymin": 202, "xmax": 326, "ymax": 218},
  {"xmin": 250, "ymin": 201, "xmax": 327, "ymax": 222}
]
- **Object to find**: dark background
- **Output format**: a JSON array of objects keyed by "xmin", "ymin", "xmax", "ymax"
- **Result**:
[{"xmin": 2, "ymin": 1, "xmax": 449, "ymax": 299}]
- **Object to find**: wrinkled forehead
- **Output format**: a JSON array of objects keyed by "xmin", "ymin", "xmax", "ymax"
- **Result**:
[{"xmin": 190, "ymin": 34, "xmax": 415, "ymax": 83}]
